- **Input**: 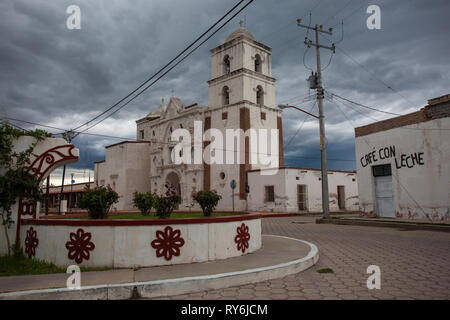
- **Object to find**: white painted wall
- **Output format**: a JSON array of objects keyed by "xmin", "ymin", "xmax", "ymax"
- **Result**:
[
  {"xmin": 0, "ymin": 137, "xmax": 79, "ymax": 256},
  {"xmin": 20, "ymin": 217, "xmax": 261, "ymax": 268},
  {"xmin": 247, "ymin": 168, "xmax": 359, "ymax": 213},
  {"xmin": 95, "ymin": 142, "xmax": 151, "ymax": 211},
  {"xmin": 355, "ymin": 117, "xmax": 450, "ymax": 221}
]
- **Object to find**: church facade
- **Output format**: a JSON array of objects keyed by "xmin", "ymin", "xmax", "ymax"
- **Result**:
[{"xmin": 94, "ymin": 27, "xmax": 358, "ymax": 213}]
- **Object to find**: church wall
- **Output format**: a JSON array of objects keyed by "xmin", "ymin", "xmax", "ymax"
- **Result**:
[
  {"xmin": 208, "ymin": 103, "xmax": 248, "ymax": 211},
  {"xmin": 94, "ymin": 142, "xmax": 151, "ymax": 211}
]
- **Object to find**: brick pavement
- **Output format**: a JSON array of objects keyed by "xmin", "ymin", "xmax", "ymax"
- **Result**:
[{"xmin": 155, "ymin": 216, "xmax": 450, "ymax": 300}]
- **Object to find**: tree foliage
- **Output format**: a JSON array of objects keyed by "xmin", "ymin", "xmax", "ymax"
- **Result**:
[
  {"xmin": 193, "ymin": 190, "xmax": 222, "ymax": 217},
  {"xmin": 153, "ymin": 184, "xmax": 180, "ymax": 219},
  {"xmin": 78, "ymin": 185, "xmax": 119, "ymax": 219},
  {"xmin": 132, "ymin": 191, "xmax": 155, "ymax": 216},
  {"xmin": 0, "ymin": 123, "xmax": 50, "ymax": 255}
]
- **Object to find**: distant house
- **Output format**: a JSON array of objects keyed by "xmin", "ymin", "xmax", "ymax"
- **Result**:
[
  {"xmin": 247, "ymin": 167, "xmax": 359, "ymax": 213},
  {"xmin": 355, "ymin": 94, "xmax": 450, "ymax": 221},
  {"xmin": 42, "ymin": 181, "xmax": 94, "ymax": 214}
]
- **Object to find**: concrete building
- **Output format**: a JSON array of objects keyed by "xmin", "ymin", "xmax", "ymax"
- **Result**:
[
  {"xmin": 355, "ymin": 94, "xmax": 450, "ymax": 221},
  {"xmin": 247, "ymin": 167, "xmax": 358, "ymax": 213},
  {"xmin": 94, "ymin": 26, "xmax": 359, "ymax": 213}
]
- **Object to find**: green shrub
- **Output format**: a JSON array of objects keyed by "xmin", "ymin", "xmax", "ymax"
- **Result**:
[
  {"xmin": 78, "ymin": 185, "xmax": 119, "ymax": 219},
  {"xmin": 154, "ymin": 194, "xmax": 180, "ymax": 219},
  {"xmin": 193, "ymin": 190, "xmax": 222, "ymax": 217},
  {"xmin": 133, "ymin": 191, "xmax": 154, "ymax": 216},
  {"xmin": 153, "ymin": 184, "xmax": 180, "ymax": 219}
]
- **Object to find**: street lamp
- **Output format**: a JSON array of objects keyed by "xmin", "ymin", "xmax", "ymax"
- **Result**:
[
  {"xmin": 278, "ymin": 103, "xmax": 330, "ymax": 218},
  {"xmin": 278, "ymin": 104, "xmax": 319, "ymax": 119}
]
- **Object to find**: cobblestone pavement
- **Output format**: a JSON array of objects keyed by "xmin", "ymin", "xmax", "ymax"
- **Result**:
[{"xmin": 154, "ymin": 216, "xmax": 450, "ymax": 300}]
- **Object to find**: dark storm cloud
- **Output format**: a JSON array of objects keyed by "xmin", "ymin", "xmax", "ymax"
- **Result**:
[{"xmin": 1, "ymin": 0, "xmax": 449, "ymax": 172}]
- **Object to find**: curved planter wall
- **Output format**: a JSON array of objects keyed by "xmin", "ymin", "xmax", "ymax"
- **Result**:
[{"xmin": 20, "ymin": 214, "xmax": 261, "ymax": 268}]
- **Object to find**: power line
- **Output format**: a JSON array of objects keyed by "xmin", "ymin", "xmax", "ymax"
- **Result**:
[
  {"xmin": 332, "ymin": 43, "xmax": 418, "ymax": 109},
  {"xmin": 329, "ymin": 97, "xmax": 450, "ymax": 131},
  {"xmin": 328, "ymin": 91, "xmax": 402, "ymax": 116},
  {"xmin": 4, "ymin": 117, "xmax": 135, "ymax": 140},
  {"xmin": 74, "ymin": 0, "xmax": 255, "ymax": 137},
  {"xmin": 71, "ymin": 0, "xmax": 249, "ymax": 133},
  {"xmin": 330, "ymin": 0, "xmax": 370, "ymax": 29},
  {"xmin": 321, "ymin": 0, "xmax": 355, "ymax": 26},
  {"xmin": 285, "ymin": 101, "xmax": 317, "ymax": 148}
]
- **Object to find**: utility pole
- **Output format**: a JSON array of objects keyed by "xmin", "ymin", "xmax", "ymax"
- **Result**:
[
  {"xmin": 58, "ymin": 130, "xmax": 74, "ymax": 214},
  {"xmin": 297, "ymin": 19, "xmax": 335, "ymax": 218}
]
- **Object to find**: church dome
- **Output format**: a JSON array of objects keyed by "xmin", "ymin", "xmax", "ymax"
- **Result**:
[{"xmin": 225, "ymin": 27, "xmax": 255, "ymax": 42}]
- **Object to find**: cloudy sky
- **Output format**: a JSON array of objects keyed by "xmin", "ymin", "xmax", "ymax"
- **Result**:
[{"xmin": 1, "ymin": 0, "xmax": 449, "ymax": 184}]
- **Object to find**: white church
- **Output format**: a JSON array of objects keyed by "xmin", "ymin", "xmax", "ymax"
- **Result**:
[{"xmin": 94, "ymin": 26, "xmax": 359, "ymax": 213}]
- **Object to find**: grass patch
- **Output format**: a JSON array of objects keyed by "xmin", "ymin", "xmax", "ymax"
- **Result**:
[
  {"xmin": 76, "ymin": 212, "xmax": 242, "ymax": 220},
  {"xmin": 0, "ymin": 254, "xmax": 110, "ymax": 277},
  {"xmin": 316, "ymin": 268, "xmax": 334, "ymax": 274}
]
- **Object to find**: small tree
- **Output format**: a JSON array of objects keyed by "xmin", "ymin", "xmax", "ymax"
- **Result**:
[
  {"xmin": 133, "ymin": 191, "xmax": 154, "ymax": 216},
  {"xmin": 194, "ymin": 190, "xmax": 222, "ymax": 217},
  {"xmin": 78, "ymin": 185, "xmax": 119, "ymax": 219}
]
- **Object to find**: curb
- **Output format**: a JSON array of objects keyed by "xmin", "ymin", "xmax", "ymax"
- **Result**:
[
  {"xmin": 0, "ymin": 235, "xmax": 319, "ymax": 300},
  {"xmin": 316, "ymin": 218, "xmax": 450, "ymax": 232}
]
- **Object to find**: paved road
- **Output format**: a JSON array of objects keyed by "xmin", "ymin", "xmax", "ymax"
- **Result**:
[{"xmin": 155, "ymin": 216, "xmax": 450, "ymax": 300}]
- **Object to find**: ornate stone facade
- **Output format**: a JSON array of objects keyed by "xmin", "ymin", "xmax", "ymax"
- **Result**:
[{"xmin": 95, "ymin": 27, "xmax": 283, "ymax": 211}]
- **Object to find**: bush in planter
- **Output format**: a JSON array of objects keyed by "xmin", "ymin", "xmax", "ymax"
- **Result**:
[
  {"xmin": 153, "ymin": 184, "xmax": 181, "ymax": 219},
  {"xmin": 78, "ymin": 185, "xmax": 119, "ymax": 219},
  {"xmin": 193, "ymin": 190, "xmax": 222, "ymax": 217},
  {"xmin": 133, "ymin": 191, "xmax": 154, "ymax": 216},
  {"xmin": 154, "ymin": 194, "xmax": 180, "ymax": 219}
]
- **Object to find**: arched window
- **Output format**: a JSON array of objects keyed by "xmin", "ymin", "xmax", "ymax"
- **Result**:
[
  {"xmin": 223, "ymin": 55, "xmax": 230, "ymax": 74},
  {"xmin": 222, "ymin": 86, "xmax": 230, "ymax": 105},
  {"xmin": 256, "ymin": 86, "xmax": 264, "ymax": 106},
  {"xmin": 254, "ymin": 54, "xmax": 262, "ymax": 73}
]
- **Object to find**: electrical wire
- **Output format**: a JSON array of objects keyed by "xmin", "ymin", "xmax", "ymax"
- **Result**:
[
  {"xmin": 71, "ymin": 0, "xmax": 249, "ymax": 133},
  {"xmin": 284, "ymin": 101, "xmax": 318, "ymax": 148},
  {"xmin": 328, "ymin": 91, "xmax": 402, "ymax": 116},
  {"xmin": 3, "ymin": 117, "xmax": 135, "ymax": 140},
  {"xmin": 74, "ymin": 0, "xmax": 255, "ymax": 138}
]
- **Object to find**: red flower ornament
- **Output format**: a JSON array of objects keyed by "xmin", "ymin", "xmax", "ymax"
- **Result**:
[
  {"xmin": 151, "ymin": 226, "xmax": 185, "ymax": 261},
  {"xmin": 25, "ymin": 227, "xmax": 39, "ymax": 258},
  {"xmin": 235, "ymin": 223, "xmax": 251, "ymax": 253},
  {"xmin": 65, "ymin": 228, "xmax": 95, "ymax": 264}
]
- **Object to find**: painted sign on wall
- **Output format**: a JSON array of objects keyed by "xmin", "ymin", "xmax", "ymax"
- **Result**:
[{"xmin": 360, "ymin": 145, "xmax": 424, "ymax": 169}]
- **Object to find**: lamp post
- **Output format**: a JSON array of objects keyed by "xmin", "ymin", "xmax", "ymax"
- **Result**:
[{"xmin": 278, "ymin": 104, "xmax": 330, "ymax": 218}]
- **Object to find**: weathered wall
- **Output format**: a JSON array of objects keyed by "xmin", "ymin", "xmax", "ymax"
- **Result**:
[
  {"xmin": 94, "ymin": 142, "xmax": 151, "ymax": 211},
  {"xmin": 247, "ymin": 168, "xmax": 358, "ymax": 213},
  {"xmin": 20, "ymin": 215, "xmax": 261, "ymax": 268},
  {"xmin": 355, "ymin": 117, "xmax": 450, "ymax": 221}
]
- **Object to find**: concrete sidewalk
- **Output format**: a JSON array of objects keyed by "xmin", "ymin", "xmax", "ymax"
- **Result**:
[
  {"xmin": 316, "ymin": 216, "xmax": 450, "ymax": 232},
  {"xmin": 0, "ymin": 235, "xmax": 318, "ymax": 300}
]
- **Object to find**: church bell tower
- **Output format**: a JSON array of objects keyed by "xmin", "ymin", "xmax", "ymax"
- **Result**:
[{"xmin": 205, "ymin": 25, "xmax": 284, "ymax": 208}]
